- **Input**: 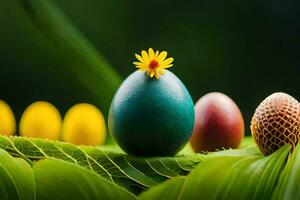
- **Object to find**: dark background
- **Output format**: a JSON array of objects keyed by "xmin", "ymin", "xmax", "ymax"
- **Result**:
[{"xmin": 0, "ymin": 0, "xmax": 299, "ymax": 135}]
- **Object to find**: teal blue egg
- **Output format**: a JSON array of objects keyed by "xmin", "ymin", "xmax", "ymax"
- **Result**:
[{"xmin": 108, "ymin": 70, "xmax": 194, "ymax": 157}]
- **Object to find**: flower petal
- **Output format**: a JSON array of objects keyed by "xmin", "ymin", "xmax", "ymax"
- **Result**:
[
  {"xmin": 148, "ymin": 48, "xmax": 155, "ymax": 60},
  {"xmin": 161, "ymin": 64, "xmax": 173, "ymax": 69},
  {"xmin": 158, "ymin": 51, "xmax": 167, "ymax": 62},
  {"xmin": 160, "ymin": 57, "xmax": 174, "ymax": 67},
  {"xmin": 133, "ymin": 62, "xmax": 144, "ymax": 66},
  {"xmin": 138, "ymin": 67, "xmax": 147, "ymax": 71},
  {"xmin": 154, "ymin": 71, "xmax": 160, "ymax": 79},
  {"xmin": 134, "ymin": 49, "xmax": 173, "ymax": 79},
  {"xmin": 141, "ymin": 50, "xmax": 149, "ymax": 62},
  {"xmin": 149, "ymin": 71, "xmax": 155, "ymax": 78},
  {"xmin": 135, "ymin": 54, "xmax": 144, "ymax": 62},
  {"xmin": 157, "ymin": 68, "xmax": 165, "ymax": 74}
]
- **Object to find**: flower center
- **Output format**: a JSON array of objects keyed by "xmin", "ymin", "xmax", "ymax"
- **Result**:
[{"xmin": 148, "ymin": 60, "xmax": 159, "ymax": 69}]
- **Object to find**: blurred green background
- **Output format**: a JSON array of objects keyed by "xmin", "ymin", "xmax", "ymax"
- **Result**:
[{"xmin": 0, "ymin": 0, "xmax": 299, "ymax": 135}]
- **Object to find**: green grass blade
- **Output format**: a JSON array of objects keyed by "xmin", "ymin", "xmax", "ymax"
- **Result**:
[
  {"xmin": 15, "ymin": 0, "xmax": 122, "ymax": 113},
  {"xmin": 34, "ymin": 158, "xmax": 137, "ymax": 200}
]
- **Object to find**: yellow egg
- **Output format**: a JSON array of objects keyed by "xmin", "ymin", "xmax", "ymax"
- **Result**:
[
  {"xmin": 19, "ymin": 101, "xmax": 62, "ymax": 140},
  {"xmin": 0, "ymin": 100, "xmax": 16, "ymax": 136},
  {"xmin": 62, "ymin": 103, "xmax": 106, "ymax": 146}
]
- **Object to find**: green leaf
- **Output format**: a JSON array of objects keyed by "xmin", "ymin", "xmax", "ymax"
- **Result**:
[
  {"xmin": 0, "ymin": 135, "xmax": 203, "ymax": 194},
  {"xmin": 15, "ymin": 0, "xmax": 121, "ymax": 114},
  {"xmin": 0, "ymin": 135, "xmax": 259, "ymax": 194},
  {"xmin": 0, "ymin": 149, "xmax": 35, "ymax": 200},
  {"xmin": 272, "ymin": 144, "xmax": 300, "ymax": 200},
  {"xmin": 177, "ymin": 136, "xmax": 257, "ymax": 155},
  {"xmin": 215, "ymin": 144, "xmax": 289, "ymax": 200},
  {"xmin": 139, "ymin": 176, "xmax": 187, "ymax": 200},
  {"xmin": 139, "ymin": 145, "xmax": 290, "ymax": 200},
  {"xmin": 34, "ymin": 158, "xmax": 137, "ymax": 200},
  {"xmin": 0, "ymin": 163, "xmax": 19, "ymax": 200},
  {"xmin": 239, "ymin": 136, "xmax": 256, "ymax": 148}
]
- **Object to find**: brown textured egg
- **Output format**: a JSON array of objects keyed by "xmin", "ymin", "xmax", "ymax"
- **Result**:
[{"xmin": 251, "ymin": 92, "xmax": 300, "ymax": 155}]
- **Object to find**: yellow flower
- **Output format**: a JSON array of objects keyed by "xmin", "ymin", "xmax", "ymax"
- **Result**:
[{"xmin": 133, "ymin": 48, "xmax": 174, "ymax": 79}]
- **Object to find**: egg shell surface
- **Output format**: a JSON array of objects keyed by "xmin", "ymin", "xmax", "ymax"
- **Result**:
[{"xmin": 108, "ymin": 70, "xmax": 194, "ymax": 157}]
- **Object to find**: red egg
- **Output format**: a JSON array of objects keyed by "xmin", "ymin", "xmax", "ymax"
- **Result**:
[{"xmin": 190, "ymin": 92, "xmax": 245, "ymax": 152}]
